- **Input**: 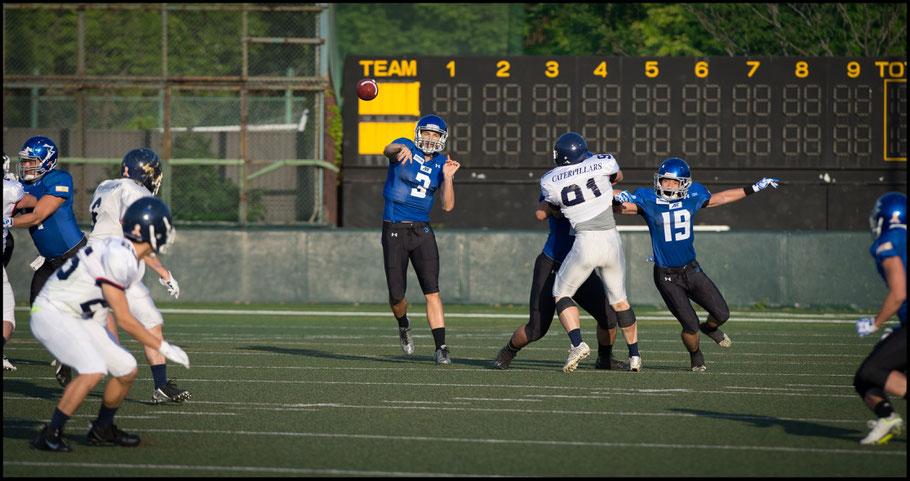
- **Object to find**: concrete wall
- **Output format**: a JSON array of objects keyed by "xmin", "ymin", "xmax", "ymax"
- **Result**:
[{"xmin": 6, "ymin": 228, "xmax": 884, "ymax": 309}]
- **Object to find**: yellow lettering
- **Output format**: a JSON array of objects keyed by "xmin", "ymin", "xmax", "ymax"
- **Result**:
[
  {"xmin": 875, "ymin": 61, "xmax": 889, "ymax": 78},
  {"xmin": 359, "ymin": 60, "xmax": 374, "ymax": 77},
  {"xmin": 388, "ymin": 61, "xmax": 401, "ymax": 77},
  {"xmin": 374, "ymin": 60, "xmax": 388, "ymax": 77},
  {"xmin": 400, "ymin": 60, "xmax": 417, "ymax": 77},
  {"xmin": 888, "ymin": 62, "xmax": 905, "ymax": 78}
]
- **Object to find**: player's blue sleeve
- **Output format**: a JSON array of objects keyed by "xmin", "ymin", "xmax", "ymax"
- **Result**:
[
  {"xmin": 632, "ymin": 188, "xmax": 652, "ymax": 218},
  {"xmin": 44, "ymin": 171, "xmax": 75, "ymax": 200},
  {"xmin": 690, "ymin": 183, "xmax": 711, "ymax": 211}
]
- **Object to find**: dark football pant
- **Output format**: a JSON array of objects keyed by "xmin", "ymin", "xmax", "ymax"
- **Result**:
[
  {"xmin": 653, "ymin": 260, "xmax": 730, "ymax": 335},
  {"xmin": 854, "ymin": 326, "xmax": 907, "ymax": 398},
  {"xmin": 381, "ymin": 221, "xmax": 440, "ymax": 304},
  {"xmin": 524, "ymin": 252, "xmax": 617, "ymax": 342},
  {"xmin": 30, "ymin": 236, "xmax": 87, "ymax": 306}
]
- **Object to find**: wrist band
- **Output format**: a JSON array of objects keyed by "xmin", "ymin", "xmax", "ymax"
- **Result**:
[{"xmin": 743, "ymin": 186, "xmax": 755, "ymax": 196}]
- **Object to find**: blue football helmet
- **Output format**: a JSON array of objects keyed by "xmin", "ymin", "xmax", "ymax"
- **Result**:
[
  {"xmin": 654, "ymin": 157, "xmax": 692, "ymax": 201},
  {"xmin": 122, "ymin": 197, "xmax": 176, "ymax": 254},
  {"xmin": 414, "ymin": 115, "xmax": 447, "ymax": 154},
  {"xmin": 553, "ymin": 132, "xmax": 588, "ymax": 166},
  {"xmin": 869, "ymin": 192, "xmax": 907, "ymax": 239},
  {"xmin": 17, "ymin": 136, "xmax": 58, "ymax": 181},
  {"xmin": 121, "ymin": 147, "xmax": 163, "ymax": 196}
]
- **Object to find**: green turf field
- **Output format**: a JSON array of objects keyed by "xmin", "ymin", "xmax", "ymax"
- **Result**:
[{"xmin": 2, "ymin": 303, "xmax": 906, "ymax": 477}]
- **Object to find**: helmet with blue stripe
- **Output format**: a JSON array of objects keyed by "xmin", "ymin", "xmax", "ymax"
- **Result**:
[
  {"xmin": 869, "ymin": 192, "xmax": 907, "ymax": 239},
  {"xmin": 414, "ymin": 115, "xmax": 447, "ymax": 154},
  {"xmin": 18, "ymin": 136, "xmax": 58, "ymax": 181},
  {"xmin": 654, "ymin": 157, "xmax": 692, "ymax": 201}
]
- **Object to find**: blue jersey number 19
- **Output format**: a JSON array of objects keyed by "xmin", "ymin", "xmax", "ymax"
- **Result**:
[{"xmin": 661, "ymin": 210, "xmax": 691, "ymax": 242}]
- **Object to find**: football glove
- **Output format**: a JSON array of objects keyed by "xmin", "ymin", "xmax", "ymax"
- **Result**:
[
  {"xmin": 159, "ymin": 271, "xmax": 180, "ymax": 299},
  {"xmin": 615, "ymin": 190, "xmax": 634, "ymax": 204},
  {"xmin": 751, "ymin": 178, "xmax": 779, "ymax": 192},
  {"xmin": 856, "ymin": 317, "xmax": 878, "ymax": 338},
  {"xmin": 158, "ymin": 341, "xmax": 190, "ymax": 369},
  {"xmin": 2, "ymin": 217, "xmax": 12, "ymax": 229}
]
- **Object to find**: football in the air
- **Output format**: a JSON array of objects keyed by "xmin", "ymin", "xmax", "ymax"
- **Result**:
[{"xmin": 356, "ymin": 78, "xmax": 379, "ymax": 101}]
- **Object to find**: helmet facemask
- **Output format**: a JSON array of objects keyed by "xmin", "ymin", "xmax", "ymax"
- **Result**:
[
  {"xmin": 653, "ymin": 173, "xmax": 691, "ymax": 201},
  {"xmin": 414, "ymin": 127, "xmax": 446, "ymax": 154}
]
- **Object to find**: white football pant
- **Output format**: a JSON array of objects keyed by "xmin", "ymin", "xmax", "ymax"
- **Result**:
[
  {"xmin": 553, "ymin": 228, "xmax": 627, "ymax": 304},
  {"xmin": 30, "ymin": 300, "xmax": 138, "ymax": 378}
]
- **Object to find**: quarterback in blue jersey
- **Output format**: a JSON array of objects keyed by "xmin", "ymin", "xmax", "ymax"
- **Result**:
[
  {"xmin": 380, "ymin": 115, "xmax": 461, "ymax": 365},
  {"xmin": 615, "ymin": 157, "xmax": 779, "ymax": 371},
  {"xmin": 492, "ymin": 193, "xmax": 639, "ymax": 371},
  {"xmin": 853, "ymin": 192, "xmax": 906, "ymax": 445},
  {"xmin": 7, "ymin": 136, "xmax": 87, "ymax": 386}
]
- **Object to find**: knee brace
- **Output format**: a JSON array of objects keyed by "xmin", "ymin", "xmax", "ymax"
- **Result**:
[
  {"xmin": 555, "ymin": 297, "xmax": 577, "ymax": 316},
  {"xmin": 616, "ymin": 308, "xmax": 636, "ymax": 328}
]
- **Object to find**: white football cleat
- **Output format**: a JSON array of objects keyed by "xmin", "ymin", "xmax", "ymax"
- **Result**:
[
  {"xmin": 860, "ymin": 413, "xmax": 903, "ymax": 445},
  {"xmin": 628, "ymin": 355, "xmax": 642, "ymax": 372},
  {"xmin": 3, "ymin": 354, "xmax": 16, "ymax": 372},
  {"xmin": 562, "ymin": 342, "xmax": 590, "ymax": 373}
]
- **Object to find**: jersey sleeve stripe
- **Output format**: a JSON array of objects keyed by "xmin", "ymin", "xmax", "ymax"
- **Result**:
[{"xmin": 95, "ymin": 278, "xmax": 125, "ymax": 290}]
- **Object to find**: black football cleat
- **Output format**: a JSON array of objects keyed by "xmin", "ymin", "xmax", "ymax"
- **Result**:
[
  {"xmin": 32, "ymin": 425, "xmax": 72, "ymax": 452},
  {"xmin": 87, "ymin": 421, "xmax": 141, "ymax": 447}
]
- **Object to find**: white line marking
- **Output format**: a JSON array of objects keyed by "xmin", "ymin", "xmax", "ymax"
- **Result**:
[
  {"xmin": 12, "ymin": 306, "xmax": 873, "ymax": 323},
  {"xmin": 2, "ymin": 429, "xmax": 902, "ymax": 457},
  {"xmin": 0, "ymin": 461, "xmax": 492, "ymax": 477}
]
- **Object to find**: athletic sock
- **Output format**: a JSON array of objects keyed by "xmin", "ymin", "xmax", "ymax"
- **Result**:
[
  {"xmin": 628, "ymin": 342, "xmax": 640, "ymax": 357},
  {"xmin": 874, "ymin": 400, "xmax": 894, "ymax": 419},
  {"xmin": 506, "ymin": 341, "xmax": 521, "ymax": 353},
  {"xmin": 396, "ymin": 314, "xmax": 410, "ymax": 329},
  {"xmin": 432, "ymin": 327, "xmax": 446, "ymax": 350},
  {"xmin": 598, "ymin": 343, "xmax": 613, "ymax": 359},
  {"xmin": 150, "ymin": 363, "xmax": 168, "ymax": 390},
  {"xmin": 96, "ymin": 404, "xmax": 118, "ymax": 429},
  {"xmin": 689, "ymin": 348, "xmax": 704, "ymax": 365},
  {"xmin": 49, "ymin": 408, "xmax": 70, "ymax": 430},
  {"xmin": 568, "ymin": 329, "xmax": 583, "ymax": 347}
]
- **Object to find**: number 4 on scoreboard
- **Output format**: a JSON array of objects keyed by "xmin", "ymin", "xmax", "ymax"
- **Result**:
[{"xmin": 594, "ymin": 61, "xmax": 608, "ymax": 78}]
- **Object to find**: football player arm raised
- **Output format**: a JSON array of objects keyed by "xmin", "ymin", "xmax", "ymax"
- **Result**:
[
  {"xmin": 383, "ymin": 143, "xmax": 413, "ymax": 164},
  {"xmin": 8, "ymin": 194, "xmax": 64, "ymax": 228},
  {"xmin": 439, "ymin": 155, "xmax": 460, "ymax": 212},
  {"xmin": 612, "ymin": 191, "xmax": 639, "ymax": 215},
  {"xmin": 707, "ymin": 177, "xmax": 779, "ymax": 208},
  {"xmin": 871, "ymin": 256, "xmax": 907, "ymax": 329},
  {"xmin": 705, "ymin": 187, "xmax": 748, "ymax": 208}
]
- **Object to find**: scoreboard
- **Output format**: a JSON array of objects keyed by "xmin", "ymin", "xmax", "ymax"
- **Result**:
[
  {"xmin": 341, "ymin": 56, "xmax": 906, "ymax": 229},
  {"xmin": 344, "ymin": 56, "xmax": 906, "ymax": 168}
]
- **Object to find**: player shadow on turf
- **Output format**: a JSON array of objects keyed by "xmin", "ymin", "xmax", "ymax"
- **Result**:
[
  {"xmin": 241, "ymin": 345, "xmax": 437, "ymax": 364},
  {"xmin": 3, "ymin": 418, "xmax": 50, "ymax": 442},
  {"xmin": 668, "ymin": 408, "xmax": 865, "ymax": 441}
]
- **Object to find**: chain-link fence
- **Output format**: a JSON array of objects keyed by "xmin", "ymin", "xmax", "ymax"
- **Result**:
[{"xmin": 3, "ymin": 3, "xmax": 336, "ymax": 225}]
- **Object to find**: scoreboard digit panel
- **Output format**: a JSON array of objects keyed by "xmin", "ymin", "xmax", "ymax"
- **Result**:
[{"xmin": 344, "ymin": 56, "xmax": 907, "ymax": 169}]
